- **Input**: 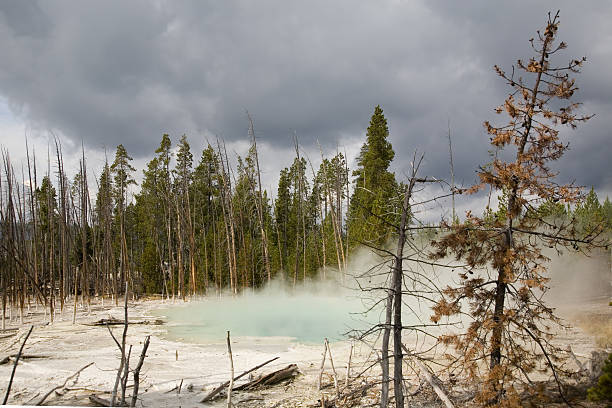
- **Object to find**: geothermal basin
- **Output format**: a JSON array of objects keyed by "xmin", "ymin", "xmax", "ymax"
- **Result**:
[{"xmin": 153, "ymin": 283, "xmax": 376, "ymax": 345}]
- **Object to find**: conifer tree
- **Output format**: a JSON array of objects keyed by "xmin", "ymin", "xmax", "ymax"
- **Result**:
[
  {"xmin": 430, "ymin": 12, "xmax": 602, "ymax": 404},
  {"xmin": 95, "ymin": 161, "xmax": 115, "ymax": 300},
  {"xmin": 275, "ymin": 168, "xmax": 291, "ymax": 277},
  {"xmin": 349, "ymin": 105, "xmax": 397, "ymax": 248},
  {"xmin": 192, "ymin": 145, "xmax": 220, "ymax": 291},
  {"xmin": 154, "ymin": 135, "xmax": 174, "ymax": 298},
  {"xmin": 574, "ymin": 187, "xmax": 604, "ymax": 233},
  {"xmin": 174, "ymin": 135, "xmax": 195, "ymax": 298},
  {"xmin": 111, "ymin": 144, "xmax": 136, "ymax": 293},
  {"xmin": 135, "ymin": 152, "xmax": 166, "ymax": 293}
]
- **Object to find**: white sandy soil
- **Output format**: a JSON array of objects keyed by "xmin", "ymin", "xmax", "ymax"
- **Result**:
[{"xmin": 0, "ymin": 295, "xmax": 608, "ymax": 407}]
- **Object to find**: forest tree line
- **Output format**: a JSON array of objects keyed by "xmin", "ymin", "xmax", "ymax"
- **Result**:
[{"xmin": 0, "ymin": 105, "xmax": 610, "ymax": 319}]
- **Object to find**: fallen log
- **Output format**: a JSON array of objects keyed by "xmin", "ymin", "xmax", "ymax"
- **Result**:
[
  {"xmin": 233, "ymin": 364, "xmax": 299, "ymax": 391},
  {"xmin": 401, "ymin": 344, "xmax": 454, "ymax": 408},
  {"xmin": 89, "ymin": 395, "xmax": 114, "ymax": 406},
  {"xmin": 200, "ymin": 356, "xmax": 279, "ymax": 403},
  {"xmin": 89, "ymin": 394, "xmax": 131, "ymax": 407},
  {"xmin": 0, "ymin": 333, "xmax": 18, "ymax": 341},
  {"xmin": 85, "ymin": 318, "xmax": 164, "ymax": 326},
  {"xmin": 0, "ymin": 354, "xmax": 49, "ymax": 365}
]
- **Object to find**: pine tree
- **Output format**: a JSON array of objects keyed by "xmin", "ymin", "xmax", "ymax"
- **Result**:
[
  {"xmin": 602, "ymin": 196, "xmax": 612, "ymax": 231},
  {"xmin": 275, "ymin": 168, "xmax": 291, "ymax": 277},
  {"xmin": 110, "ymin": 144, "xmax": 136, "ymax": 293},
  {"xmin": 192, "ymin": 145, "xmax": 220, "ymax": 291},
  {"xmin": 95, "ymin": 161, "xmax": 115, "ymax": 300},
  {"xmin": 574, "ymin": 187, "xmax": 604, "ymax": 233},
  {"xmin": 135, "ymin": 153, "xmax": 166, "ymax": 294},
  {"xmin": 430, "ymin": 13, "xmax": 600, "ymax": 404},
  {"xmin": 154, "ymin": 135, "xmax": 175, "ymax": 299},
  {"xmin": 173, "ymin": 135, "xmax": 195, "ymax": 298},
  {"xmin": 349, "ymin": 105, "xmax": 397, "ymax": 248}
]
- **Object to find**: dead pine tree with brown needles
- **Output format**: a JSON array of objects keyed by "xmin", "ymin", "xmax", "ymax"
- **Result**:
[{"xmin": 430, "ymin": 11, "xmax": 606, "ymax": 406}]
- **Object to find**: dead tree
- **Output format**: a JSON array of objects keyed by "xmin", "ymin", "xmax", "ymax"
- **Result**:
[
  {"xmin": 130, "ymin": 336, "xmax": 150, "ymax": 408},
  {"xmin": 247, "ymin": 113, "xmax": 272, "ymax": 284},
  {"xmin": 2, "ymin": 325, "xmax": 33, "ymax": 404},
  {"xmin": 351, "ymin": 152, "xmax": 455, "ymax": 408},
  {"xmin": 430, "ymin": 12, "xmax": 606, "ymax": 404},
  {"xmin": 109, "ymin": 282, "xmax": 129, "ymax": 406}
]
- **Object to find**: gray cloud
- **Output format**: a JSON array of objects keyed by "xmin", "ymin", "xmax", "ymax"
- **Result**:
[{"xmin": 0, "ymin": 0, "xmax": 610, "ymax": 194}]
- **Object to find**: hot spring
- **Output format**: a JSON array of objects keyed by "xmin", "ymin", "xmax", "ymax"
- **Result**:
[
  {"xmin": 153, "ymin": 250, "xmax": 609, "ymax": 347},
  {"xmin": 154, "ymin": 282, "xmax": 382, "ymax": 344}
]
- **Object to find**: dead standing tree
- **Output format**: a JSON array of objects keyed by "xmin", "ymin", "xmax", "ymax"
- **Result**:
[
  {"xmin": 102, "ymin": 283, "xmax": 151, "ymax": 407},
  {"xmin": 352, "ymin": 153, "xmax": 455, "ymax": 408},
  {"xmin": 247, "ymin": 113, "xmax": 272, "ymax": 285},
  {"xmin": 430, "ymin": 12, "xmax": 606, "ymax": 405}
]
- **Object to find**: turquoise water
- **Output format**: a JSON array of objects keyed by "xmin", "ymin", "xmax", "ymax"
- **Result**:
[{"xmin": 154, "ymin": 286, "xmax": 376, "ymax": 344}]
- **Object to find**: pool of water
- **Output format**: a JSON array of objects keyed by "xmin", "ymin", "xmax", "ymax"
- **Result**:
[{"xmin": 153, "ymin": 286, "xmax": 376, "ymax": 344}]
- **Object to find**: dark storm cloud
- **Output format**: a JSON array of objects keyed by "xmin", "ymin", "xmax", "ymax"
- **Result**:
[{"xmin": 0, "ymin": 0, "xmax": 610, "ymax": 191}]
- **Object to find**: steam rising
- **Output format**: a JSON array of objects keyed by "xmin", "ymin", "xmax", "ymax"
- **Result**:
[
  {"xmin": 156, "ymin": 278, "xmax": 374, "ymax": 344},
  {"xmin": 155, "ymin": 245, "xmax": 610, "ymax": 345}
]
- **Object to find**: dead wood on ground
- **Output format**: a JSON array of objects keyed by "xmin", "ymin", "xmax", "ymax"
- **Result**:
[
  {"xmin": 199, "ymin": 356, "xmax": 279, "ymax": 403},
  {"xmin": 85, "ymin": 317, "xmax": 164, "ymax": 326},
  {"xmin": 0, "ymin": 354, "xmax": 48, "ymax": 364},
  {"xmin": 233, "ymin": 364, "xmax": 299, "ymax": 391}
]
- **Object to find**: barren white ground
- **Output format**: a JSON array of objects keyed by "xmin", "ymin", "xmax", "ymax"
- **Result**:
[
  {"xmin": 0, "ymin": 294, "xmax": 609, "ymax": 407},
  {"xmin": 0, "ymin": 298, "xmax": 365, "ymax": 407}
]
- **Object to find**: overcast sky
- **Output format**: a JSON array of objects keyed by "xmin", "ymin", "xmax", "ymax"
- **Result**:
[{"xmin": 0, "ymin": 1, "xmax": 610, "ymax": 213}]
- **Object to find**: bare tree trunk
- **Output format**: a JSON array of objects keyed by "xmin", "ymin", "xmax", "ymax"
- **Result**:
[
  {"xmin": 2, "ymin": 325, "xmax": 33, "ymax": 405},
  {"xmin": 55, "ymin": 141, "xmax": 67, "ymax": 313},
  {"xmin": 218, "ymin": 141, "xmax": 237, "ymax": 293},
  {"xmin": 344, "ymin": 148, "xmax": 350, "ymax": 269},
  {"xmin": 175, "ymin": 197, "xmax": 185, "ymax": 300},
  {"xmin": 130, "ymin": 336, "xmax": 150, "ymax": 407},
  {"xmin": 187, "ymin": 194, "xmax": 197, "ymax": 296},
  {"xmin": 490, "ymin": 231, "xmax": 509, "ymax": 370},
  {"xmin": 381, "ymin": 163, "xmax": 421, "ymax": 408},
  {"xmin": 165, "ymin": 209, "xmax": 175, "ymax": 301},
  {"xmin": 380, "ymin": 267, "xmax": 393, "ymax": 408},
  {"xmin": 226, "ymin": 331, "xmax": 234, "ymax": 408},
  {"xmin": 247, "ymin": 113, "xmax": 272, "ymax": 284},
  {"xmin": 390, "ymin": 177, "xmax": 417, "ymax": 408},
  {"xmin": 272, "ymin": 198, "xmax": 284, "ymax": 277}
]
